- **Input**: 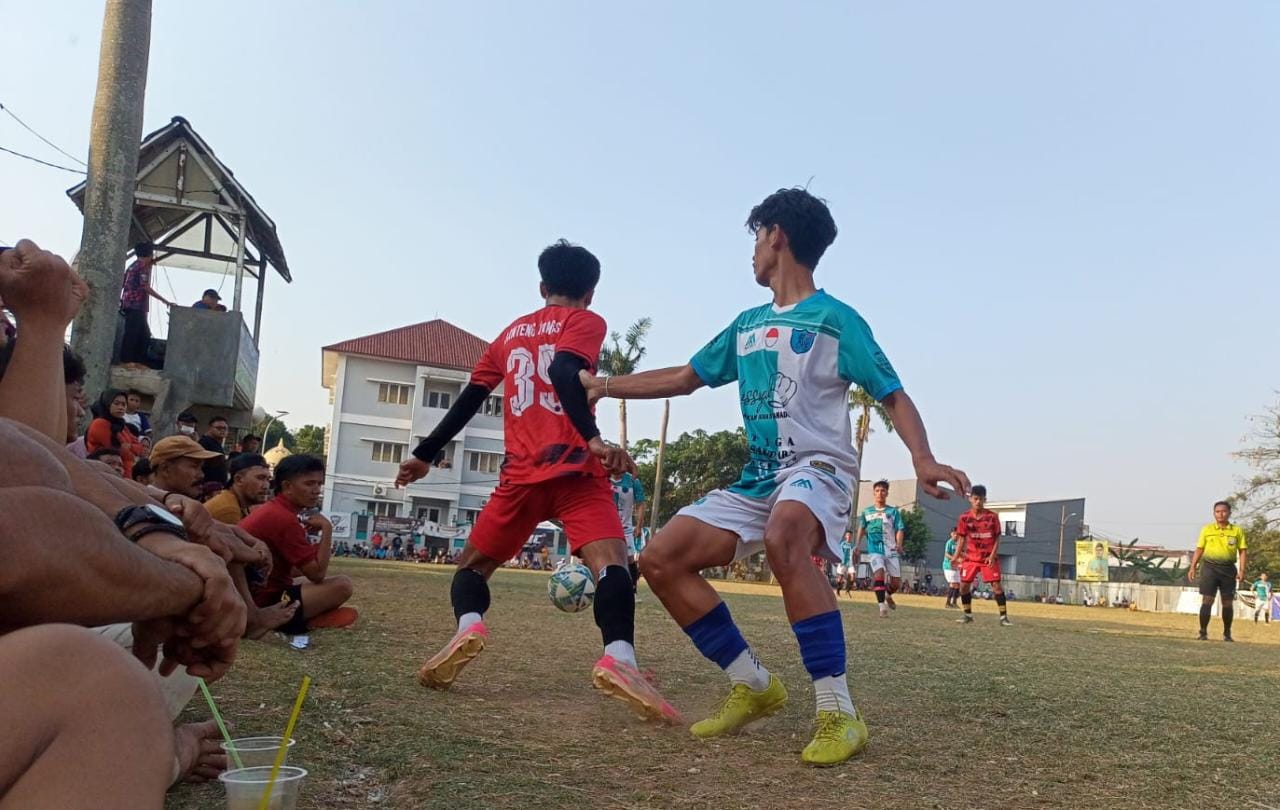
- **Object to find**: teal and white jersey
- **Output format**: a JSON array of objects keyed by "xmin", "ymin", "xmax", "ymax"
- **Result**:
[
  {"xmin": 691, "ymin": 290, "xmax": 901, "ymax": 500},
  {"xmin": 839, "ymin": 538, "xmax": 855, "ymax": 567},
  {"xmin": 942, "ymin": 538, "xmax": 958, "ymax": 571},
  {"xmin": 610, "ymin": 472, "xmax": 646, "ymax": 537},
  {"xmin": 861, "ymin": 505, "xmax": 905, "ymax": 555}
]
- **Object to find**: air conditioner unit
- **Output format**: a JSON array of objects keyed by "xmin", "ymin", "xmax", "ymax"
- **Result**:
[
  {"xmin": 373, "ymin": 484, "xmax": 387, "ymax": 497},
  {"xmin": 480, "ymin": 498, "xmax": 490, "ymax": 506}
]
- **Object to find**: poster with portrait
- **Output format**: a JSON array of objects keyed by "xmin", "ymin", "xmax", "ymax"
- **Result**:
[{"xmin": 1075, "ymin": 539, "xmax": 1110, "ymax": 582}]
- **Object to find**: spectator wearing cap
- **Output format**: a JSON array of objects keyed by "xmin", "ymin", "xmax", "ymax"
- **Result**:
[
  {"xmin": 192, "ymin": 289, "xmax": 222, "ymax": 310},
  {"xmin": 147, "ymin": 436, "xmax": 221, "ymax": 500},
  {"xmin": 86, "ymin": 388, "xmax": 148, "ymax": 478},
  {"xmin": 119, "ymin": 242, "xmax": 172, "ymax": 368},
  {"xmin": 205, "ymin": 453, "xmax": 271, "ymax": 525},
  {"xmin": 174, "ymin": 411, "xmax": 199, "ymax": 439}
]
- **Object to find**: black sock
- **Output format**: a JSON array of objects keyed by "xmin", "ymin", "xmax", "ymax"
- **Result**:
[
  {"xmin": 451, "ymin": 568, "xmax": 490, "ymax": 621},
  {"xmin": 874, "ymin": 585, "xmax": 886, "ymax": 604},
  {"xmin": 961, "ymin": 593, "xmax": 972, "ymax": 613},
  {"xmin": 594, "ymin": 565, "xmax": 635, "ymax": 647},
  {"xmin": 995, "ymin": 593, "xmax": 1007, "ymax": 616},
  {"xmin": 627, "ymin": 560, "xmax": 641, "ymax": 595},
  {"xmin": 1199, "ymin": 603, "xmax": 1211, "ymax": 634},
  {"xmin": 1223, "ymin": 606, "xmax": 1234, "ymax": 637}
]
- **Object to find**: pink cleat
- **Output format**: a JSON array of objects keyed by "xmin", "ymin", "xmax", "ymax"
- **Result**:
[
  {"xmin": 418, "ymin": 622, "xmax": 488, "ymax": 690},
  {"xmin": 592, "ymin": 655, "xmax": 682, "ymax": 725}
]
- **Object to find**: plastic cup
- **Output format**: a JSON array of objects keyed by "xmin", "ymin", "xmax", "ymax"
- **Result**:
[
  {"xmin": 220, "ymin": 737, "xmax": 296, "ymax": 768},
  {"xmin": 219, "ymin": 765, "xmax": 307, "ymax": 810}
]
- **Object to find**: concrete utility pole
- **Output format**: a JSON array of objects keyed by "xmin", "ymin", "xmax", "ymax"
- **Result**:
[{"xmin": 70, "ymin": 0, "xmax": 153, "ymax": 403}]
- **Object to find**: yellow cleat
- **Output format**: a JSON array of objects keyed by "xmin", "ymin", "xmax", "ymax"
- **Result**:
[
  {"xmin": 801, "ymin": 709, "xmax": 869, "ymax": 766},
  {"xmin": 690, "ymin": 675, "xmax": 788, "ymax": 739}
]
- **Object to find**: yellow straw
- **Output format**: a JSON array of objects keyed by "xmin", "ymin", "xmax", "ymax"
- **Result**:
[
  {"xmin": 197, "ymin": 678, "xmax": 244, "ymax": 770},
  {"xmin": 257, "ymin": 675, "xmax": 311, "ymax": 810}
]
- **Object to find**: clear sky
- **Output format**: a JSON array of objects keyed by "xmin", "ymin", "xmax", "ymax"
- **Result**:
[{"xmin": 3, "ymin": 1, "xmax": 1276, "ymax": 547}]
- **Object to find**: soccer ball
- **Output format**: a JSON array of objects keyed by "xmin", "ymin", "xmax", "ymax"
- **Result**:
[{"xmin": 548, "ymin": 563, "xmax": 596, "ymax": 613}]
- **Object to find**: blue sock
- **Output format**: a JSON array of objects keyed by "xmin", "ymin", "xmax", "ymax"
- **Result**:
[
  {"xmin": 682, "ymin": 601, "xmax": 748, "ymax": 669},
  {"xmin": 792, "ymin": 610, "xmax": 846, "ymax": 680}
]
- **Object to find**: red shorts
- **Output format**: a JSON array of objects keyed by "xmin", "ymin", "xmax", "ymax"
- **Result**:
[
  {"xmin": 468, "ymin": 476, "xmax": 623, "ymax": 562},
  {"xmin": 960, "ymin": 558, "xmax": 1001, "ymax": 584}
]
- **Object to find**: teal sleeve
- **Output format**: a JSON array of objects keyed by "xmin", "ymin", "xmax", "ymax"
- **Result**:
[
  {"xmin": 837, "ymin": 311, "xmax": 902, "ymax": 401},
  {"xmin": 690, "ymin": 320, "xmax": 739, "ymax": 388},
  {"xmin": 634, "ymin": 477, "xmax": 646, "ymax": 504},
  {"xmin": 893, "ymin": 508, "xmax": 905, "ymax": 532}
]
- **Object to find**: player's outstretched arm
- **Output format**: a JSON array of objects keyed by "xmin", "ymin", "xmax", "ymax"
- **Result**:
[
  {"xmin": 881, "ymin": 389, "xmax": 971, "ymax": 499},
  {"xmin": 579, "ymin": 364, "xmax": 704, "ymax": 404},
  {"xmin": 397, "ymin": 383, "xmax": 492, "ymax": 487},
  {"xmin": 549, "ymin": 352, "xmax": 636, "ymax": 476}
]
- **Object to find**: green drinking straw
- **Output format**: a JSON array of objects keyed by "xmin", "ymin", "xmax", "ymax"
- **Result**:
[
  {"xmin": 258, "ymin": 675, "xmax": 311, "ymax": 810},
  {"xmin": 197, "ymin": 677, "xmax": 244, "ymax": 770}
]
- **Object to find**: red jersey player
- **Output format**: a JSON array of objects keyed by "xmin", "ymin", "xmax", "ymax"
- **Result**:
[
  {"xmin": 952, "ymin": 484, "xmax": 1011, "ymax": 626},
  {"xmin": 395, "ymin": 240, "xmax": 679, "ymax": 723}
]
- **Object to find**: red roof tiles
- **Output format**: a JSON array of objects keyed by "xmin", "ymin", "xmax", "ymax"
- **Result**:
[{"xmin": 322, "ymin": 319, "xmax": 489, "ymax": 372}]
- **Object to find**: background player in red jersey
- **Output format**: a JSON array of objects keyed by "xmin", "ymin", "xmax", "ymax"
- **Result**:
[
  {"xmin": 395, "ymin": 240, "xmax": 679, "ymax": 723},
  {"xmin": 953, "ymin": 484, "xmax": 1012, "ymax": 626}
]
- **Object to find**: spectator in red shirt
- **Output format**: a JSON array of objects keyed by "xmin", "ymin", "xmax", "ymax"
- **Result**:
[
  {"xmin": 85, "ymin": 388, "xmax": 148, "ymax": 478},
  {"xmin": 118, "ymin": 242, "xmax": 172, "ymax": 368},
  {"xmin": 241, "ymin": 455, "xmax": 356, "ymax": 634}
]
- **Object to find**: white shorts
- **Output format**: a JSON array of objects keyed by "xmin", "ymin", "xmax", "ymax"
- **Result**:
[
  {"xmin": 676, "ymin": 468, "xmax": 851, "ymax": 563},
  {"xmin": 944, "ymin": 568, "xmax": 960, "ymax": 585},
  {"xmin": 835, "ymin": 564, "xmax": 851, "ymax": 576},
  {"xmin": 867, "ymin": 553, "xmax": 901, "ymax": 578}
]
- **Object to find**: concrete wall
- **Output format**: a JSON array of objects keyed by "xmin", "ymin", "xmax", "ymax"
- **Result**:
[{"xmin": 342, "ymin": 357, "xmax": 417, "ymax": 421}]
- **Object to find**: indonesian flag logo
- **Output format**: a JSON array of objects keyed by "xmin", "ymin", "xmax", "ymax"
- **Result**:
[{"xmin": 764, "ymin": 327, "xmax": 780, "ymax": 348}]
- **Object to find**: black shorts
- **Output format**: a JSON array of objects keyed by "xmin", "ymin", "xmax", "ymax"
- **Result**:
[
  {"xmin": 274, "ymin": 583, "xmax": 309, "ymax": 635},
  {"xmin": 1199, "ymin": 561, "xmax": 1237, "ymax": 599}
]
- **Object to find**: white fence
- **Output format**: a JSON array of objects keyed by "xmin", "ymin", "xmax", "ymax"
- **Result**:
[{"xmin": 996, "ymin": 574, "xmax": 1256, "ymax": 615}]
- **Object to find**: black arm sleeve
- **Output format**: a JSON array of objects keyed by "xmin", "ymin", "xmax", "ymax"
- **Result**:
[
  {"xmin": 547, "ymin": 351, "xmax": 601, "ymax": 443},
  {"xmin": 411, "ymin": 383, "xmax": 490, "ymax": 462}
]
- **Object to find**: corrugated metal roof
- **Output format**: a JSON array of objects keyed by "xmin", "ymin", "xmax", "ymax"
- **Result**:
[{"xmin": 323, "ymin": 319, "xmax": 489, "ymax": 371}]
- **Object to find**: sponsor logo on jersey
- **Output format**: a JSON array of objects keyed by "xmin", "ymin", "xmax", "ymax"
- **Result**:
[
  {"xmin": 790, "ymin": 478, "xmax": 814, "ymax": 490},
  {"xmin": 764, "ymin": 327, "xmax": 780, "ymax": 348},
  {"xmin": 790, "ymin": 328, "xmax": 816, "ymax": 354},
  {"xmin": 808, "ymin": 460, "xmax": 836, "ymax": 474}
]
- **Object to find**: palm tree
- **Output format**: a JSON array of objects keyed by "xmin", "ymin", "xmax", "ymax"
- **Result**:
[
  {"xmin": 597, "ymin": 317, "xmax": 652, "ymax": 450},
  {"xmin": 848, "ymin": 386, "xmax": 894, "ymax": 518}
]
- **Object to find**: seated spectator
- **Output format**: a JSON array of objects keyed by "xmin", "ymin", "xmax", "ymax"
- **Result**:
[
  {"xmin": 174, "ymin": 410, "xmax": 199, "ymax": 439},
  {"xmin": 85, "ymin": 388, "xmax": 147, "ymax": 478},
  {"xmin": 123, "ymin": 388, "xmax": 151, "ymax": 436},
  {"xmin": 88, "ymin": 446, "xmax": 125, "ymax": 477},
  {"xmin": 241, "ymin": 455, "xmax": 357, "ymax": 634},
  {"xmin": 204, "ymin": 453, "xmax": 271, "ymax": 525},
  {"xmin": 191, "ymin": 289, "xmax": 222, "ymax": 310},
  {"xmin": 197, "ymin": 416, "xmax": 230, "ymax": 497},
  {"xmin": 132, "ymin": 457, "xmax": 154, "ymax": 486},
  {"xmin": 230, "ymin": 433, "xmax": 261, "ymax": 460}
]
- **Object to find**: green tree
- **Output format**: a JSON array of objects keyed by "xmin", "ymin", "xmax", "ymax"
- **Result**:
[
  {"xmin": 632, "ymin": 428, "xmax": 749, "ymax": 525},
  {"xmin": 900, "ymin": 506, "xmax": 932, "ymax": 565},
  {"xmin": 848, "ymin": 385, "xmax": 894, "ymax": 516},
  {"xmin": 597, "ymin": 317, "xmax": 652, "ymax": 450},
  {"xmin": 1243, "ymin": 517, "xmax": 1280, "ymax": 581},
  {"xmin": 250, "ymin": 414, "xmax": 294, "ymax": 451},
  {"xmin": 1234, "ymin": 399, "xmax": 1280, "ymax": 529},
  {"xmin": 294, "ymin": 424, "xmax": 327, "ymax": 459}
]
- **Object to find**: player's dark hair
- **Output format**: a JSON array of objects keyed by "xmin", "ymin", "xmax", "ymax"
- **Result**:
[
  {"xmin": 131, "ymin": 458, "xmax": 152, "ymax": 480},
  {"xmin": 135, "ymin": 242, "xmax": 154, "ymax": 258},
  {"xmin": 230, "ymin": 453, "xmax": 269, "ymax": 480},
  {"xmin": 745, "ymin": 188, "xmax": 838, "ymax": 270},
  {"xmin": 971, "ymin": 485, "xmax": 987, "ymax": 498},
  {"xmin": 272, "ymin": 453, "xmax": 325, "ymax": 494},
  {"xmin": 538, "ymin": 239, "xmax": 600, "ymax": 300},
  {"xmin": 1214, "ymin": 500, "xmax": 1232, "ymax": 513},
  {"xmin": 64, "ymin": 346, "xmax": 86, "ymax": 385},
  {"xmin": 873, "ymin": 479, "xmax": 890, "ymax": 490},
  {"xmin": 208, "ymin": 415, "xmax": 228, "ymax": 427},
  {"xmin": 241, "ymin": 434, "xmax": 261, "ymax": 444}
]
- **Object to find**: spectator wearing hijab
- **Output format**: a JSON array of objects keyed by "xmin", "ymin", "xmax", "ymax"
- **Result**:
[{"xmin": 85, "ymin": 388, "xmax": 147, "ymax": 478}]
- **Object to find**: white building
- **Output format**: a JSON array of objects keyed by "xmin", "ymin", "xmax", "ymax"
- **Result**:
[{"xmin": 320, "ymin": 319, "xmax": 507, "ymax": 550}]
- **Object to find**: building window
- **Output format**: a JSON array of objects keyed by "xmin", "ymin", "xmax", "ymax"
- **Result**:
[
  {"xmin": 365, "ymin": 501, "xmax": 399, "ymax": 517},
  {"xmin": 424, "ymin": 389, "xmax": 453, "ymax": 410},
  {"xmin": 371, "ymin": 441, "xmax": 406, "ymax": 463},
  {"xmin": 467, "ymin": 451, "xmax": 502, "ymax": 475},
  {"xmin": 461, "ymin": 509, "xmax": 480, "ymax": 525},
  {"xmin": 377, "ymin": 382, "xmax": 411, "ymax": 405},
  {"xmin": 1005, "ymin": 521, "xmax": 1020, "ymax": 536},
  {"xmin": 412, "ymin": 439, "xmax": 455, "ymax": 468},
  {"xmin": 481, "ymin": 395, "xmax": 503, "ymax": 417}
]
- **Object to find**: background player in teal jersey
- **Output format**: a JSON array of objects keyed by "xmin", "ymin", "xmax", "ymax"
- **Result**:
[
  {"xmin": 611, "ymin": 471, "xmax": 647, "ymax": 595},
  {"xmin": 1253, "ymin": 572, "xmax": 1272, "ymax": 624},
  {"xmin": 856, "ymin": 480, "xmax": 904, "ymax": 618},
  {"xmin": 942, "ymin": 530, "xmax": 961, "ymax": 608},
  {"xmin": 582, "ymin": 188, "xmax": 970, "ymax": 766},
  {"xmin": 834, "ymin": 531, "xmax": 855, "ymax": 597}
]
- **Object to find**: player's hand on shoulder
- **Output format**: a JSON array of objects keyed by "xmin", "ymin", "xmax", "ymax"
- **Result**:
[
  {"xmin": 914, "ymin": 458, "xmax": 971, "ymax": 500},
  {"xmin": 396, "ymin": 457, "xmax": 430, "ymax": 487}
]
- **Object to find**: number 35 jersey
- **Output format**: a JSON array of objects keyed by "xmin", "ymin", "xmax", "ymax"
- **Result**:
[
  {"xmin": 471, "ymin": 305, "xmax": 608, "ymax": 485},
  {"xmin": 691, "ymin": 290, "xmax": 902, "ymax": 500}
]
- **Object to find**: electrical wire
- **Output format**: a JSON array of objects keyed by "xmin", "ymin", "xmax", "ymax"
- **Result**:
[
  {"xmin": 0, "ymin": 101, "xmax": 86, "ymax": 166},
  {"xmin": 0, "ymin": 144, "xmax": 85, "ymax": 174}
]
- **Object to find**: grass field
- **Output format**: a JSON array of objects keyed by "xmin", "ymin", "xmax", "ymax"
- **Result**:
[{"xmin": 169, "ymin": 559, "xmax": 1280, "ymax": 809}]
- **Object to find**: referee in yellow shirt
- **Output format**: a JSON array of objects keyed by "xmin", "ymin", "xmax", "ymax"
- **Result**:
[{"xmin": 1187, "ymin": 500, "xmax": 1247, "ymax": 642}]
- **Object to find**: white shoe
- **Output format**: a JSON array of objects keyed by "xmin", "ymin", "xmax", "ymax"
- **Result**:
[{"xmin": 878, "ymin": 604, "xmax": 889, "ymax": 618}]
